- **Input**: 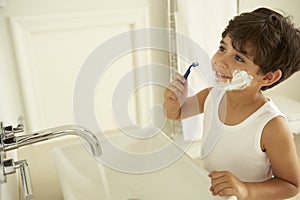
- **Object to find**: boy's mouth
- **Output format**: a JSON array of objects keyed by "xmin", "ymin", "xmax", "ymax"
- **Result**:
[
  {"xmin": 215, "ymin": 71, "xmax": 232, "ymax": 80},
  {"xmin": 214, "ymin": 69, "xmax": 254, "ymax": 91}
]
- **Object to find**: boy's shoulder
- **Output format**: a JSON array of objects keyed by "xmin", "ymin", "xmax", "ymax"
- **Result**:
[{"xmin": 261, "ymin": 115, "xmax": 292, "ymax": 152}]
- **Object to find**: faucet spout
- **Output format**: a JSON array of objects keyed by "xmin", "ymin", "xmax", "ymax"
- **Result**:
[
  {"xmin": 3, "ymin": 125, "xmax": 102, "ymax": 157},
  {"xmin": 0, "ymin": 119, "xmax": 101, "ymax": 199}
]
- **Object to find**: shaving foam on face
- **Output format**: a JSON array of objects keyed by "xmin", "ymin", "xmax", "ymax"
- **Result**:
[{"xmin": 215, "ymin": 70, "xmax": 253, "ymax": 91}]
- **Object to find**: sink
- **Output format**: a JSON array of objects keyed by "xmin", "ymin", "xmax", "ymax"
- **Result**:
[{"xmin": 53, "ymin": 128, "xmax": 236, "ymax": 200}]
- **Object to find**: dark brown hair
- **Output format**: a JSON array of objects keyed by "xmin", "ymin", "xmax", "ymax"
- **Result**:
[{"xmin": 222, "ymin": 7, "xmax": 300, "ymax": 90}]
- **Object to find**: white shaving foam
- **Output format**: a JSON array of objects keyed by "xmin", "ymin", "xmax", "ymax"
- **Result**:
[{"xmin": 215, "ymin": 70, "xmax": 253, "ymax": 91}]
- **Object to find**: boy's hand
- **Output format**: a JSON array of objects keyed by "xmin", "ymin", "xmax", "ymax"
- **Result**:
[
  {"xmin": 209, "ymin": 171, "xmax": 248, "ymax": 199},
  {"xmin": 164, "ymin": 73, "xmax": 188, "ymax": 106}
]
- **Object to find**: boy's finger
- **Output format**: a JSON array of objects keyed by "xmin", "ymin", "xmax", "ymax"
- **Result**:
[
  {"xmin": 164, "ymin": 89, "xmax": 177, "ymax": 100},
  {"xmin": 174, "ymin": 73, "xmax": 186, "ymax": 84}
]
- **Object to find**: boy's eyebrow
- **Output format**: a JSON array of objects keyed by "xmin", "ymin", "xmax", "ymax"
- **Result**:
[{"xmin": 220, "ymin": 40, "xmax": 227, "ymax": 45}]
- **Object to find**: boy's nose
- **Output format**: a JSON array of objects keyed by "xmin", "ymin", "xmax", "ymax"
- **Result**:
[{"xmin": 218, "ymin": 56, "xmax": 230, "ymax": 69}]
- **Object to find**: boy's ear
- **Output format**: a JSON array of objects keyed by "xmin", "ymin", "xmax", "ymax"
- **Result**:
[{"xmin": 261, "ymin": 69, "xmax": 282, "ymax": 86}]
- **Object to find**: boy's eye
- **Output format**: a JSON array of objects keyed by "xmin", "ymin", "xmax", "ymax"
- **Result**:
[
  {"xmin": 235, "ymin": 55, "xmax": 245, "ymax": 62},
  {"xmin": 219, "ymin": 45, "xmax": 226, "ymax": 53}
]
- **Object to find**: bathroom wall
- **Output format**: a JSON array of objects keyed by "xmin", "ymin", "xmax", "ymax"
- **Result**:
[
  {"xmin": 0, "ymin": 0, "xmax": 168, "ymax": 199},
  {"xmin": 0, "ymin": 2, "xmax": 25, "ymax": 199},
  {"xmin": 239, "ymin": 0, "xmax": 300, "ymax": 101}
]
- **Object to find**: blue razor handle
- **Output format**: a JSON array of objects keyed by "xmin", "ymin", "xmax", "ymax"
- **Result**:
[{"xmin": 183, "ymin": 62, "xmax": 199, "ymax": 79}]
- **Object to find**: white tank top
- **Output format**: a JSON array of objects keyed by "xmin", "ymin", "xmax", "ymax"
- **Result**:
[{"xmin": 201, "ymin": 87, "xmax": 284, "ymax": 182}]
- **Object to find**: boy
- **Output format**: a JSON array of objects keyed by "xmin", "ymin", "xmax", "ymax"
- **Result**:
[{"xmin": 164, "ymin": 8, "xmax": 300, "ymax": 199}]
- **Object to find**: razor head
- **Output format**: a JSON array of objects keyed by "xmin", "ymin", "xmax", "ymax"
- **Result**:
[
  {"xmin": 192, "ymin": 62, "xmax": 199, "ymax": 67},
  {"xmin": 183, "ymin": 61, "xmax": 199, "ymax": 79}
]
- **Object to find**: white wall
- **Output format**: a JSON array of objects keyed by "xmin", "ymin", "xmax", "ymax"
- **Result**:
[
  {"xmin": 0, "ymin": 0, "xmax": 168, "ymax": 200},
  {"xmin": 1, "ymin": 0, "xmax": 169, "ymax": 131},
  {"xmin": 239, "ymin": 0, "xmax": 300, "ymax": 101},
  {"xmin": 0, "ymin": 2, "xmax": 25, "ymax": 200}
]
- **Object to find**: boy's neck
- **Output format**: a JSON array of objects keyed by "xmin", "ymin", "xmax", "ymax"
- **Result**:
[{"xmin": 224, "ymin": 89, "xmax": 267, "ymax": 108}]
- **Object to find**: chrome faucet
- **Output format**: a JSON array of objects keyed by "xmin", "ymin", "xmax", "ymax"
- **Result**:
[
  {"xmin": 0, "ymin": 116, "xmax": 102, "ymax": 199},
  {"xmin": 3, "ymin": 124, "xmax": 102, "ymax": 157}
]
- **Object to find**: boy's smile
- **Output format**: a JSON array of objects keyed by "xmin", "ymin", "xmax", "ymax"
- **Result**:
[
  {"xmin": 212, "ymin": 35, "xmax": 265, "ymax": 90},
  {"xmin": 215, "ymin": 71, "xmax": 232, "ymax": 80}
]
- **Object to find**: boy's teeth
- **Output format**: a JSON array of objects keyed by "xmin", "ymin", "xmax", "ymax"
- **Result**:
[{"xmin": 217, "ymin": 72, "xmax": 230, "ymax": 78}]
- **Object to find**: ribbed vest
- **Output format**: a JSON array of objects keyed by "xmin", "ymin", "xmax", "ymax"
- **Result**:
[{"xmin": 201, "ymin": 87, "xmax": 284, "ymax": 182}]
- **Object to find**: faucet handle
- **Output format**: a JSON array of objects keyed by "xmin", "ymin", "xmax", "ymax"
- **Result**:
[
  {"xmin": 11, "ymin": 115, "xmax": 24, "ymax": 134},
  {"xmin": 4, "ymin": 125, "xmax": 13, "ymax": 134},
  {"xmin": 15, "ymin": 115, "xmax": 24, "ymax": 133},
  {"xmin": 15, "ymin": 160, "xmax": 34, "ymax": 199},
  {"xmin": 0, "ymin": 116, "xmax": 24, "ymax": 139},
  {"xmin": 0, "ymin": 158, "xmax": 16, "ymax": 184},
  {"xmin": 1, "ymin": 125, "xmax": 17, "ymax": 141},
  {"xmin": 0, "ymin": 158, "xmax": 34, "ymax": 199},
  {"xmin": 0, "ymin": 121, "xmax": 12, "ymax": 135}
]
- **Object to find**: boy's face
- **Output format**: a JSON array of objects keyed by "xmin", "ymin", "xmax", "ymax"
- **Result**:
[{"xmin": 212, "ymin": 35, "xmax": 263, "ymax": 88}]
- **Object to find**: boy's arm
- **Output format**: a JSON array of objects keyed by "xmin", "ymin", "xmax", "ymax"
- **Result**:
[
  {"xmin": 163, "ymin": 73, "xmax": 210, "ymax": 120},
  {"xmin": 246, "ymin": 116, "xmax": 300, "ymax": 199},
  {"xmin": 209, "ymin": 116, "xmax": 300, "ymax": 199}
]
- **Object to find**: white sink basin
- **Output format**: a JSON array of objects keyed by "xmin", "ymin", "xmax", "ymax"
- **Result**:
[{"xmin": 53, "ymin": 128, "xmax": 235, "ymax": 200}]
